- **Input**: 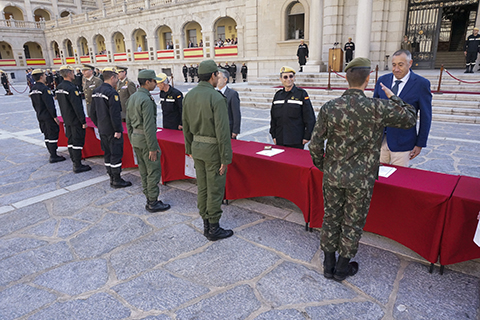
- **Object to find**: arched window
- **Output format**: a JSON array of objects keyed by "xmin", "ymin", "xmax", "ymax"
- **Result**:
[{"xmin": 286, "ymin": 2, "xmax": 305, "ymax": 40}]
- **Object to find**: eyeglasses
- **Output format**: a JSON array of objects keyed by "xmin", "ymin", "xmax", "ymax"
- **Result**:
[{"xmin": 282, "ymin": 74, "xmax": 294, "ymax": 79}]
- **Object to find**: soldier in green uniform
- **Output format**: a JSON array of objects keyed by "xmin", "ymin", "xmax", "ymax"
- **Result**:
[
  {"xmin": 182, "ymin": 60, "xmax": 233, "ymax": 241},
  {"xmin": 309, "ymin": 58, "xmax": 417, "ymax": 282},
  {"xmin": 126, "ymin": 70, "xmax": 171, "ymax": 213},
  {"xmin": 116, "ymin": 66, "xmax": 137, "ymax": 121},
  {"xmin": 82, "ymin": 64, "xmax": 103, "ymax": 118}
]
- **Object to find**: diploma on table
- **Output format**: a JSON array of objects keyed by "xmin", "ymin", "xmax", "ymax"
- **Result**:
[
  {"xmin": 185, "ymin": 155, "xmax": 196, "ymax": 178},
  {"xmin": 256, "ymin": 148, "xmax": 285, "ymax": 157},
  {"xmin": 379, "ymin": 166, "xmax": 396, "ymax": 178},
  {"xmin": 474, "ymin": 217, "xmax": 480, "ymax": 247},
  {"xmin": 94, "ymin": 127, "xmax": 100, "ymax": 140}
]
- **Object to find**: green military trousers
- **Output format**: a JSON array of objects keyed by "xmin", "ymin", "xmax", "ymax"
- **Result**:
[
  {"xmin": 133, "ymin": 144, "xmax": 162, "ymax": 201},
  {"xmin": 193, "ymin": 158, "xmax": 227, "ymax": 224},
  {"xmin": 320, "ymin": 184, "xmax": 374, "ymax": 259}
]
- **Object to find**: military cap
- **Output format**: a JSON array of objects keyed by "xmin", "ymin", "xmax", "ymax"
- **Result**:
[
  {"xmin": 0, "ymin": 70, "xmax": 4, "ymax": 73},
  {"xmin": 76, "ymin": 67, "xmax": 81, "ymax": 71},
  {"xmin": 116, "ymin": 66, "xmax": 128, "ymax": 72},
  {"xmin": 198, "ymin": 60, "xmax": 218, "ymax": 74},
  {"xmin": 280, "ymin": 66, "xmax": 296, "ymax": 74},
  {"xmin": 474, "ymin": 27, "xmax": 479, "ymax": 31},
  {"xmin": 82, "ymin": 64, "xmax": 95, "ymax": 71},
  {"xmin": 138, "ymin": 69, "xmax": 162, "ymax": 80},
  {"xmin": 156, "ymin": 72, "xmax": 168, "ymax": 83},
  {"xmin": 59, "ymin": 65, "xmax": 75, "ymax": 71},
  {"xmin": 102, "ymin": 67, "xmax": 117, "ymax": 74},
  {"xmin": 344, "ymin": 57, "xmax": 371, "ymax": 72},
  {"xmin": 46, "ymin": 69, "xmax": 51, "ymax": 72},
  {"xmin": 52, "ymin": 69, "xmax": 56, "ymax": 72},
  {"xmin": 32, "ymin": 69, "xmax": 44, "ymax": 75}
]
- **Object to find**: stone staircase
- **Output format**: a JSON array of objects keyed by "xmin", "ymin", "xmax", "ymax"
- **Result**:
[{"xmin": 234, "ymin": 71, "xmax": 480, "ymax": 124}]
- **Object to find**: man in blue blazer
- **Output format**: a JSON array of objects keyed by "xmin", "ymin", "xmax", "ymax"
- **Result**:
[{"xmin": 373, "ymin": 50, "xmax": 432, "ymax": 166}]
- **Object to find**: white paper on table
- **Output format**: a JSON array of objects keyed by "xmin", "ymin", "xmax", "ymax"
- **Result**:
[
  {"xmin": 94, "ymin": 127, "xmax": 100, "ymax": 140},
  {"xmin": 474, "ymin": 218, "xmax": 480, "ymax": 247},
  {"xmin": 156, "ymin": 128, "xmax": 162, "ymax": 132},
  {"xmin": 379, "ymin": 166, "xmax": 396, "ymax": 178},
  {"xmin": 185, "ymin": 155, "xmax": 196, "ymax": 178},
  {"xmin": 256, "ymin": 148, "xmax": 285, "ymax": 157}
]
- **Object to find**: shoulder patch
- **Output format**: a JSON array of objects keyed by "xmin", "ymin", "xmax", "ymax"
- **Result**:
[
  {"xmin": 177, "ymin": 95, "xmax": 181, "ymax": 98},
  {"xmin": 75, "ymin": 91, "xmax": 79, "ymax": 96},
  {"xmin": 114, "ymin": 95, "xmax": 119, "ymax": 101},
  {"xmin": 304, "ymin": 96, "xmax": 310, "ymax": 100},
  {"xmin": 47, "ymin": 90, "xmax": 51, "ymax": 95}
]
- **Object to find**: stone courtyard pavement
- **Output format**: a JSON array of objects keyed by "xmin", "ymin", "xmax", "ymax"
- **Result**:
[{"xmin": 0, "ymin": 89, "xmax": 479, "ymax": 320}]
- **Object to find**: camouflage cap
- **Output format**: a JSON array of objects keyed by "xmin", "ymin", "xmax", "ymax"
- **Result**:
[
  {"xmin": 198, "ymin": 60, "xmax": 218, "ymax": 74},
  {"xmin": 344, "ymin": 57, "xmax": 371, "ymax": 72},
  {"xmin": 32, "ymin": 69, "xmax": 44, "ymax": 75},
  {"xmin": 138, "ymin": 69, "xmax": 162, "ymax": 80},
  {"xmin": 280, "ymin": 66, "xmax": 295, "ymax": 74}
]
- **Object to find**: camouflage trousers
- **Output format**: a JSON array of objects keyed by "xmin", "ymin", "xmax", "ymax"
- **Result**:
[{"xmin": 320, "ymin": 184, "xmax": 374, "ymax": 258}]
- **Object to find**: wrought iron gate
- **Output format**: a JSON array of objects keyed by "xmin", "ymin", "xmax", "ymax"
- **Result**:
[{"xmin": 406, "ymin": 0, "xmax": 479, "ymax": 69}]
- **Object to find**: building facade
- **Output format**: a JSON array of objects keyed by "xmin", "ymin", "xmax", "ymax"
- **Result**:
[{"xmin": 1, "ymin": 0, "xmax": 479, "ymax": 82}]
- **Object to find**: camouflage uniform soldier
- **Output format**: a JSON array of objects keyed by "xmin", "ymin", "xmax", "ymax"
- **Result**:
[
  {"xmin": 309, "ymin": 57, "xmax": 417, "ymax": 282},
  {"xmin": 183, "ymin": 60, "xmax": 233, "ymax": 241}
]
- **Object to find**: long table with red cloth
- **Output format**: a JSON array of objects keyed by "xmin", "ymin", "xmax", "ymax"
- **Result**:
[
  {"xmin": 441, "ymin": 176, "xmax": 480, "ymax": 265},
  {"xmin": 57, "ymin": 117, "xmax": 137, "ymax": 168},
  {"xmin": 225, "ymin": 142, "xmax": 314, "ymax": 223},
  {"xmin": 309, "ymin": 166, "xmax": 460, "ymax": 264},
  {"xmin": 58, "ymin": 123, "xmax": 480, "ymax": 265}
]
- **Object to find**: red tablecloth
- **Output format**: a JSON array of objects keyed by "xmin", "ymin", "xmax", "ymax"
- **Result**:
[
  {"xmin": 441, "ymin": 176, "xmax": 480, "ymax": 265},
  {"xmin": 310, "ymin": 166, "xmax": 460, "ymax": 263},
  {"xmin": 225, "ymin": 143, "xmax": 314, "ymax": 222},
  {"xmin": 58, "ymin": 118, "xmax": 137, "ymax": 168},
  {"xmin": 58, "ymin": 117, "xmax": 103, "ymax": 158},
  {"xmin": 156, "ymin": 129, "xmax": 192, "ymax": 183}
]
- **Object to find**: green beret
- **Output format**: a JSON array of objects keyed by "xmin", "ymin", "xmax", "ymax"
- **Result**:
[
  {"xmin": 138, "ymin": 69, "xmax": 161, "ymax": 80},
  {"xmin": 198, "ymin": 60, "xmax": 218, "ymax": 75},
  {"xmin": 344, "ymin": 57, "xmax": 371, "ymax": 72}
]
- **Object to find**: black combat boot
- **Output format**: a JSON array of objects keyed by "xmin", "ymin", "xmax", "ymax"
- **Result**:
[
  {"xmin": 47, "ymin": 143, "xmax": 66, "ymax": 163},
  {"xmin": 145, "ymin": 199, "xmax": 171, "ymax": 213},
  {"xmin": 72, "ymin": 149, "xmax": 91, "ymax": 173},
  {"xmin": 206, "ymin": 223, "xmax": 233, "ymax": 241},
  {"xmin": 333, "ymin": 256, "xmax": 359, "ymax": 282},
  {"xmin": 203, "ymin": 219, "xmax": 210, "ymax": 236},
  {"xmin": 465, "ymin": 66, "xmax": 470, "ymax": 73},
  {"xmin": 111, "ymin": 167, "xmax": 132, "ymax": 188},
  {"xmin": 323, "ymin": 251, "xmax": 337, "ymax": 279}
]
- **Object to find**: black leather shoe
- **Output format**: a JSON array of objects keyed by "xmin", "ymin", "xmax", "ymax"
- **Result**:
[
  {"xmin": 73, "ymin": 164, "xmax": 91, "ymax": 173},
  {"xmin": 206, "ymin": 223, "xmax": 233, "ymax": 241},
  {"xmin": 323, "ymin": 251, "xmax": 336, "ymax": 279},
  {"xmin": 111, "ymin": 175, "xmax": 132, "ymax": 188},
  {"xmin": 333, "ymin": 256, "xmax": 358, "ymax": 282},
  {"xmin": 203, "ymin": 219, "xmax": 210, "ymax": 236},
  {"xmin": 145, "ymin": 200, "xmax": 171, "ymax": 213},
  {"xmin": 49, "ymin": 155, "xmax": 66, "ymax": 163}
]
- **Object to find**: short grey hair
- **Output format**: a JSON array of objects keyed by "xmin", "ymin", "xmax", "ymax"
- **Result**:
[
  {"xmin": 59, "ymin": 69, "xmax": 73, "ymax": 78},
  {"xmin": 393, "ymin": 49, "xmax": 412, "ymax": 61},
  {"xmin": 218, "ymin": 69, "xmax": 230, "ymax": 83}
]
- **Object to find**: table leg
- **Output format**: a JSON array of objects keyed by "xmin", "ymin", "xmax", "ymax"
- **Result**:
[
  {"xmin": 305, "ymin": 222, "xmax": 309, "ymax": 231},
  {"xmin": 440, "ymin": 265, "xmax": 445, "ymax": 275},
  {"xmin": 429, "ymin": 263, "xmax": 434, "ymax": 273}
]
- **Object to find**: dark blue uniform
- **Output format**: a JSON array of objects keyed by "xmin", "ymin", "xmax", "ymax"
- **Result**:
[
  {"xmin": 56, "ymin": 80, "xmax": 87, "ymax": 169},
  {"xmin": 29, "ymin": 82, "xmax": 63, "ymax": 162},
  {"xmin": 160, "ymin": 86, "xmax": 183, "ymax": 130},
  {"xmin": 90, "ymin": 83, "xmax": 125, "ymax": 175},
  {"xmin": 270, "ymin": 85, "xmax": 316, "ymax": 149}
]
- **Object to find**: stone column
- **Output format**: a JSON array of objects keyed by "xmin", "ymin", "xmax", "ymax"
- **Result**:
[
  {"xmin": 24, "ymin": 0, "xmax": 34, "ymax": 21},
  {"xmin": 202, "ymin": 30, "xmax": 214, "ymax": 59},
  {"xmin": 74, "ymin": 0, "xmax": 82, "ymax": 13},
  {"xmin": 355, "ymin": 0, "xmax": 373, "ymax": 59},
  {"xmin": 174, "ymin": 33, "xmax": 184, "ymax": 60},
  {"xmin": 236, "ymin": 24, "xmax": 244, "ymax": 58},
  {"xmin": 303, "ymin": 0, "xmax": 324, "ymax": 73},
  {"xmin": 51, "ymin": 0, "xmax": 59, "ymax": 18},
  {"xmin": 124, "ymin": 39, "xmax": 135, "ymax": 62},
  {"xmin": 105, "ymin": 39, "xmax": 114, "ymax": 63}
]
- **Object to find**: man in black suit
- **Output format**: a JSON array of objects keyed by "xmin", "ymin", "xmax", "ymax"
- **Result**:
[{"xmin": 217, "ymin": 68, "xmax": 241, "ymax": 139}]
